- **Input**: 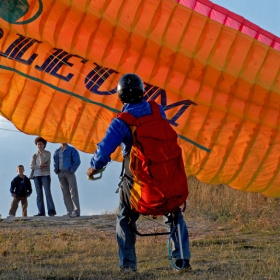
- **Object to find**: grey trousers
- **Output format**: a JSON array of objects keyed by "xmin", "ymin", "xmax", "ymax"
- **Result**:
[{"xmin": 58, "ymin": 171, "xmax": 80, "ymax": 215}]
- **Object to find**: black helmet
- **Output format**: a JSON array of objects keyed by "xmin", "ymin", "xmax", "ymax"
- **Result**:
[{"xmin": 117, "ymin": 73, "xmax": 144, "ymax": 104}]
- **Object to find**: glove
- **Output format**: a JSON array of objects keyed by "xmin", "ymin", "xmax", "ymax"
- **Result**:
[{"xmin": 87, "ymin": 167, "xmax": 98, "ymax": 176}]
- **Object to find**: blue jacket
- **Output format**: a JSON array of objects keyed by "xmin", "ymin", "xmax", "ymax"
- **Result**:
[
  {"xmin": 90, "ymin": 101, "xmax": 166, "ymax": 170},
  {"xmin": 10, "ymin": 175, "xmax": 32, "ymax": 197},
  {"xmin": 53, "ymin": 144, "xmax": 81, "ymax": 173}
]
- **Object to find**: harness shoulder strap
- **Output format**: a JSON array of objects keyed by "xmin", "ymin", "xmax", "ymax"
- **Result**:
[
  {"xmin": 148, "ymin": 100, "xmax": 162, "ymax": 117},
  {"xmin": 116, "ymin": 112, "xmax": 136, "ymax": 126}
]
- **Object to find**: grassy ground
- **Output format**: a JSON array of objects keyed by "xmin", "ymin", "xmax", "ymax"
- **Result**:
[{"xmin": 0, "ymin": 178, "xmax": 280, "ymax": 279}]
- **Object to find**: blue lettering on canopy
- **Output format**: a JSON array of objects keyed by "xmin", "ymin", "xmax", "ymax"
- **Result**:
[
  {"xmin": 0, "ymin": 28, "xmax": 3, "ymax": 39},
  {"xmin": 35, "ymin": 48, "xmax": 87, "ymax": 81},
  {"xmin": 0, "ymin": 30, "xmax": 197, "ymax": 127},
  {"xmin": 84, "ymin": 63, "xmax": 118, "ymax": 95},
  {"xmin": 0, "ymin": 34, "xmax": 40, "ymax": 65},
  {"xmin": 164, "ymin": 100, "xmax": 197, "ymax": 126},
  {"xmin": 143, "ymin": 83, "xmax": 197, "ymax": 126}
]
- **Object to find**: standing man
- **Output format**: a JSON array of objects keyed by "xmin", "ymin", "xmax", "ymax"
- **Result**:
[
  {"xmin": 87, "ymin": 73, "xmax": 191, "ymax": 272},
  {"xmin": 54, "ymin": 143, "xmax": 81, "ymax": 218}
]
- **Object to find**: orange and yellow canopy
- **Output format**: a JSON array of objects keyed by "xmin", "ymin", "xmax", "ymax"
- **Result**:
[{"xmin": 0, "ymin": 0, "xmax": 280, "ymax": 196}]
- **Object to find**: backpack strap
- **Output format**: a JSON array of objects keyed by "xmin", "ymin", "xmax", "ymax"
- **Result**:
[
  {"xmin": 148, "ymin": 100, "xmax": 162, "ymax": 117},
  {"xmin": 116, "ymin": 101, "xmax": 162, "ymax": 126},
  {"xmin": 116, "ymin": 111, "xmax": 136, "ymax": 126}
]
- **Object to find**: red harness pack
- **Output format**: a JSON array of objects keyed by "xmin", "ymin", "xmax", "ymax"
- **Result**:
[{"xmin": 117, "ymin": 101, "xmax": 188, "ymax": 216}]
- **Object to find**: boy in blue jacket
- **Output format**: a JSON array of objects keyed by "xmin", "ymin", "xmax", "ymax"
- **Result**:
[{"xmin": 8, "ymin": 165, "xmax": 32, "ymax": 217}]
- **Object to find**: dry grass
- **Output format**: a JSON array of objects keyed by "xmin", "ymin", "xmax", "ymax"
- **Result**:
[
  {"xmin": 0, "ymin": 178, "xmax": 280, "ymax": 279},
  {"xmin": 187, "ymin": 176, "xmax": 280, "ymax": 231}
]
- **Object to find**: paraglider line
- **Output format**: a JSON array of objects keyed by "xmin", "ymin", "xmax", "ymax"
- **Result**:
[
  {"xmin": 0, "ymin": 127, "xmax": 21, "ymax": 133},
  {"xmin": 178, "ymin": 135, "xmax": 210, "ymax": 153},
  {"xmin": 0, "ymin": 66, "xmax": 210, "ymax": 152},
  {"xmin": 0, "ymin": 65, "xmax": 120, "ymax": 114}
]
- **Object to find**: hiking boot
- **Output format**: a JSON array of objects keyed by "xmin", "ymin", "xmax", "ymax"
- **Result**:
[
  {"xmin": 175, "ymin": 259, "xmax": 192, "ymax": 271},
  {"xmin": 120, "ymin": 266, "xmax": 137, "ymax": 273},
  {"xmin": 7, "ymin": 214, "xmax": 15, "ymax": 218},
  {"xmin": 70, "ymin": 213, "xmax": 80, "ymax": 218},
  {"xmin": 33, "ymin": 214, "xmax": 45, "ymax": 217}
]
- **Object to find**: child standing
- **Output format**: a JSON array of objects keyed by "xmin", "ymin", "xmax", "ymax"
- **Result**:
[{"xmin": 8, "ymin": 165, "xmax": 32, "ymax": 218}]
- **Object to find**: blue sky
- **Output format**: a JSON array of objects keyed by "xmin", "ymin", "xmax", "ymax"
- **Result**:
[{"xmin": 0, "ymin": 0, "xmax": 279, "ymax": 218}]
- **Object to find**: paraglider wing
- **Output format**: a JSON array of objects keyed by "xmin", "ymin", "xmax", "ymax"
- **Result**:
[{"xmin": 0, "ymin": 0, "xmax": 280, "ymax": 196}]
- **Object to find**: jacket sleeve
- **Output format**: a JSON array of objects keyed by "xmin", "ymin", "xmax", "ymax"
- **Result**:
[
  {"xmin": 69, "ymin": 148, "xmax": 81, "ymax": 173},
  {"xmin": 25, "ymin": 176, "xmax": 32, "ymax": 196},
  {"xmin": 30, "ymin": 153, "xmax": 41, "ymax": 170},
  {"xmin": 41, "ymin": 151, "xmax": 51, "ymax": 166},
  {"xmin": 90, "ymin": 118, "xmax": 131, "ymax": 170},
  {"xmin": 10, "ymin": 179, "xmax": 16, "ymax": 195},
  {"xmin": 53, "ymin": 149, "xmax": 58, "ymax": 172}
]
